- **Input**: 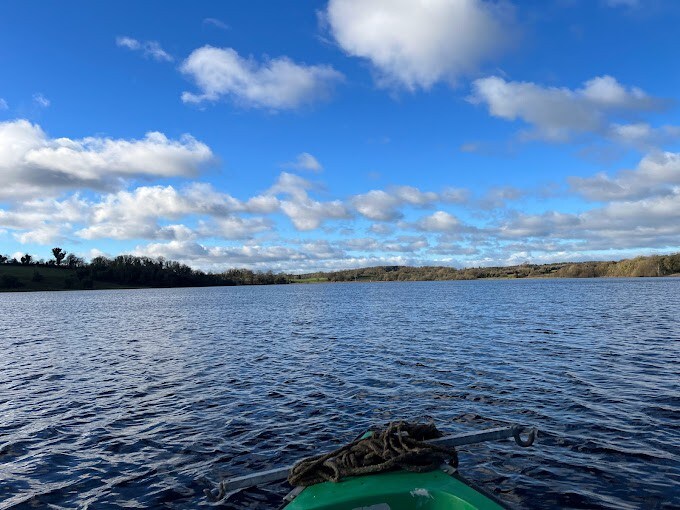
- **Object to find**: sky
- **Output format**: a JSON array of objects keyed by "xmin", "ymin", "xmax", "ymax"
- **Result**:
[{"xmin": 1, "ymin": 0, "xmax": 680, "ymax": 272}]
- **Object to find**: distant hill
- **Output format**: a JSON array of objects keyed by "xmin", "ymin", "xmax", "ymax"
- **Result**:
[{"xmin": 290, "ymin": 253, "xmax": 680, "ymax": 283}]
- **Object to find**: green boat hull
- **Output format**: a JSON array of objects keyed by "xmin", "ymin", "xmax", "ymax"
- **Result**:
[{"xmin": 283, "ymin": 469, "xmax": 506, "ymax": 510}]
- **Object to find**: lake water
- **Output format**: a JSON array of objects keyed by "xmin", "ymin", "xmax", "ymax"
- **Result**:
[{"xmin": 1, "ymin": 278, "xmax": 678, "ymax": 509}]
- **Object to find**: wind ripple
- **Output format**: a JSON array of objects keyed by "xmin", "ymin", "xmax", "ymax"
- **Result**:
[{"xmin": 1, "ymin": 278, "xmax": 678, "ymax": 509}]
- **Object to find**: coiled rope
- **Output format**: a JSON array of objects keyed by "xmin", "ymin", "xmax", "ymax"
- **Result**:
[{"xmin": 287, "ymin": 421, "xmax": 458, "ymax": 487}]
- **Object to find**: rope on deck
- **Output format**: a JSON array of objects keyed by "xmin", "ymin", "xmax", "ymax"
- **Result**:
[{"xmin": 287, "ymin": 421, "xmax": 458, "ymax": 487}]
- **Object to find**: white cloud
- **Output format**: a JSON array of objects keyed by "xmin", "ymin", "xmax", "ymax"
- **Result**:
[
  {"xmin": 116, "ymin": 36, "xmax": 140, "ymax": 50},
  {"xmin": 76, "ymin": 184, "xmax": 274, "ymax": 241},
  {"xmin": 33, "ymin": 93, "xmax": 50, "ymax": 108},
  {"xmin": 343, "ymin": 235, "xmax": 428, "ymax": 253},
  {"xmin": 203, "ymin": 18, "xmax": 229, "ymax": 30},
  {"xmin": 268, "ymin": 173, "xmax": 349, "ymax": 230},
  {"xmin": 0, "ymin": 195, "xmax": 89, "ymax": 244},
  {"xmin": 498, "ymin": 211, "xmax": 580, "ymax": 238},
  {"xmin": 470, "ymin": 75, "xmax": 663, "ymax": 141},
  {"xmin": 392, "ymin": 185, "xmax": 439, "ymax": 205},
  {"xmin": 280, "ymin": 199, "xmax": 348, "ymax": 230},
  {"xmin": 4, "ymin": 139, "xmax": 679, "ymax": 268},
  {"xmin": 0, "ymin": 181, "xmax": 278, "ymax": 244},
  {"xmin": 132, "ymin": 239, "xmax": 424, "ymax": 273},
  {"xmin": 351, "ymin": 185, "xmax": 460, "ymax": 221},
  {"xmin": 569, "ymin": 151, "xmax": 680, "ymax": 201},
  {"xmin": 0, "ymin": 98, "xmax": 7, "ymax": 110},
  {"xmin": 204, "ymin": 216, "xmax": 273, "ymax": 239},
  {"xmin": 283, "ymin": 152, "xmax": 323, "ymax": 172},
  {"xmin": 266, "ymin": 172, "xmax": 312, "ymax": 198},
  {"xmin": 135, "ymin": 240, "xmax": 212, "ymax": 262},
  {"xmin": 0, "ymin": 120, "xmax": 213, "ymax": 199},
  {"xmin": 497, "ymin": 190, "xmax": 680, "ymax": 250},
  {"xmin": 180, "ymin": 46, "xmax": 343, "ymax": 110},
  {"xmin": 324, "ymin": 0, "xmax": 515, "ymax": 90},
  {"xmin": 352, "ymin": 190, "xmax": 403, "ymax": 221},
  {"xmin": 415, "ymin": 211, "xmax": 464, "ymax": 232},
  {"xmin": 15, "ymin": 224, "xmax": 68, "ymax": 245},
  {"xmin": 116, "ymin": 36, "xmax": 173, "ymax": 62},
  {"xmin": 133, "ymin": 241, "xmax": 304, "ymax": 270},
  {"xmin": 607, "ymin": 122, "xmax": 680, "ymax": 148}
]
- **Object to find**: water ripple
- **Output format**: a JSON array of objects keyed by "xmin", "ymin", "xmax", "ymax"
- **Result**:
[{"xmin": 1, "ymin": 278, "xmax": 679, "ymax": 509}]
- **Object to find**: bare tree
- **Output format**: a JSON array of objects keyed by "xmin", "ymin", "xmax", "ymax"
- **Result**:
[
  {"xmin": 52, "ymin": 247, "xmax": 67, "ymax": 266},
  {"xmin": 65, "ymin": 253, "xmax": 84, "ymax": 268}
]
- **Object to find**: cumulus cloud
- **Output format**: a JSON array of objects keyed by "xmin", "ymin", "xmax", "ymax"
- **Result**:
[
  {"xmin": 0, "ymin": 119, "xmax": 213, "ymax": 199},
  {"xmin": 0, "ymin": 195, "xmax": 89, "ymax": 244},
  {"xmin": 569, "ymin": 151, "xmax": 680, "ymax": 201},
  {"xmin": 280, "ymin": 200, "xmax": 347, "ymax": 230},
  {"xmin": 116, "ymin": 36, "xmax": 174, "ymax": 62},
  {"xmin": 132, "ymin": 239, "xmax": 423, "ymax": 272},
  {"xmin": 497, "ymin": 190, "xmax": 680, "ymax": 250},
  {"xmin": 268, "ymin": 172, "xmax": 349, "ymax": 230},
  {"xmin": 415, "ymin": 211, "xmax": 464, "ymax": 232},
  {"xmin": 283, "ymin": 152, "xmax": 323, "ymax": 172},
  {"xmin": 470, "ymin": 75, "xmax": 664, "ymax": 141},
  {"xmin": 351, "ymin": 185, "xmax": 464, "ymax": 221},
  {"xmin": 76, "ymin": 186, "xmax": 193, "ymax": 240},
  {"xmin": 343, "ymin": 235, "xmax": 428, "ymax": 253},
  {"xmin": 76, "ymin": 184, "xmax": 275, "ymax": 241},
  {"xmin": 607, "ymin": 122, "xmax": 680, "ymax": 148},
  {"xmin": 201, "ymin": 216, "xmax": 273, "ymax": 240},
  {"xmin": 0, "ymin": 181, "xmax": 279, "ymax": 245},
  {"xmin": 180, "ymin": 46, "xmax": 343, "ymax": 110},
  {"xmin": 393, "ymin": 185, "xmax": 439, "ymax": 205},
  {"xmin": 352, "ymin": 190, "xmax": 404, "ymax": 221},
  {"xmin": 4, "ymin": 137, "xmax": 679, "ymax": 269},
  {"xmin": 324, "ymin": 0, "xmax": 515, "ymax": 90},
  {"xmin": 134, "ymin": 241, "xmax": 305, "ymax": 269},
  {"xmin": 498, "ymin": 211, "xmax": 580, "ymax": 239}
]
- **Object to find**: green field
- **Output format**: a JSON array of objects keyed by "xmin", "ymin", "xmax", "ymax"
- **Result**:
[{"xmin": 0, "ymin": 265, "xmax": 140, "ymax": 292}]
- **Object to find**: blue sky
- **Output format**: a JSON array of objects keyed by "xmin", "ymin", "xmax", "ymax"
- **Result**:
[{"xmin": 1, "ymin": 0, "xmax": 680, "ymax": 272}]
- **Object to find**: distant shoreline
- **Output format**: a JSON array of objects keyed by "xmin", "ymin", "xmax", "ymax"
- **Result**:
[
  {"xmin": 1, "ymin": 272, "xmax": 678, "ymax": 294},
  {"xmin": 290, "ymin": 273, "xmax": 680, "ymax": 284},
  {"xmin": 1, "ymin": 252, "xmax": 679, "ymax": 293}
]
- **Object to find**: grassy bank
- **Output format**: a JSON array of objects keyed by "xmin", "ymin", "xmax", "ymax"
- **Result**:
[{"xmin": 0, "ymin": 265, "xmax": 141, "ymax": 292}]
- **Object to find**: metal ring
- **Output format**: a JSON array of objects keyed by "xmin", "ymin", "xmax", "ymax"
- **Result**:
[{"xmin": 513, "ymin": 427, "xmax": 537, "ymax": 447}]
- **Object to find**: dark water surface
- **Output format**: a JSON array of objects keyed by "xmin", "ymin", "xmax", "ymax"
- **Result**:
[{"xmin": 1, "ymin": 279, "xmax": 679, "ymax": 509}]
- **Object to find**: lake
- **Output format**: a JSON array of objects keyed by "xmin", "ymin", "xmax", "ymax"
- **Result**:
[{"xmin": 1, "ymin": 278, "xmax": 678, "ymax": 509}]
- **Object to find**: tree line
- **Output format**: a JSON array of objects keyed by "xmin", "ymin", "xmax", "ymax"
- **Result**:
[
  {"xmin": 2, "ymin": 248, "xmax": 679, "ymax": 291},
  {"xmin": 0, "ymin": 247, "xmax": 81, "ymax": 268},
  {"xmin": 294, "ymin": 253, "xmax": 680, "ymax": 282},
  {"xmin": 0, "ymin": 248, "xmax": 288, "ymax": 290}
]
